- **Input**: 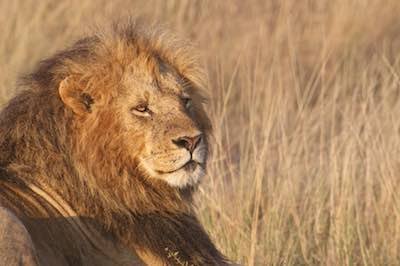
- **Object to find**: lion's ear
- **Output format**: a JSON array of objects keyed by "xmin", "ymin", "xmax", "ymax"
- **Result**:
[{"xmin": 59, "ymin": 77, "xmax": 94, "ymax": 116}]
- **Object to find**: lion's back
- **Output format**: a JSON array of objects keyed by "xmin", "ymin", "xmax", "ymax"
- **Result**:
[{"xmin": 0, "ymin": 207, "xmax": 39, "ymax": 266}]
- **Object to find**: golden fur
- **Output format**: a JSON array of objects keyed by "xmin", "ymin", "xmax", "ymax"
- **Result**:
[{"xmin": 0, "ymin": 21, "xmax": 230, "ymax": 265}]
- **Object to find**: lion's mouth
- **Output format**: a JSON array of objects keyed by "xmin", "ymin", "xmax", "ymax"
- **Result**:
[{"xmin": 156, "ymin": 160, "xmax": 202, "ymax": 174}]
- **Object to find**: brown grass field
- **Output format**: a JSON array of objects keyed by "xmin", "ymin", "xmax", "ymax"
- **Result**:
[{"xmin": 2, "ymin": 1, "xmax": 400, "ymax": 265}]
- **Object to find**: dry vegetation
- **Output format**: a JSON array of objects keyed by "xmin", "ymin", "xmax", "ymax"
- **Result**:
[{"xmin": 2, "ymin": 1, "xmax": 400, "ymax": 265}]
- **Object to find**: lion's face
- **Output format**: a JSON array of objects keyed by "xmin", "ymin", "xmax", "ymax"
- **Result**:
[
  {"xmin": 118, "ymin": 63, "xmax": 209, "ymax": 188},
  {"xmin": 102, "ymin": 61, "xmax": 210, "ymax": 188}
]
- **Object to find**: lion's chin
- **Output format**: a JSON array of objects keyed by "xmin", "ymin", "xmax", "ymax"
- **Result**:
[
  {"xmin": 139, "ymin": 159, "xmax": 206, "ymax": 188},
  {"xmin": 161, "ymin": 163, "xmax": 205, "ymax": 188}
]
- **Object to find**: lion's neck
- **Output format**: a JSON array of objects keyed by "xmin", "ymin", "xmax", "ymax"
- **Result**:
[
  {"xmin": 5, "ymin": 166, "xmax": 226, "ymax": 265},
  {"xmin": 34, "ymin": 177, "xmax": 226, "ymax": 265}
]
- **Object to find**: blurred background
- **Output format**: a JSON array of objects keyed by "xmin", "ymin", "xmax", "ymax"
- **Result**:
[{"xmin": 2, "ymin": 1, "xmax": 400, "ymax": 265}]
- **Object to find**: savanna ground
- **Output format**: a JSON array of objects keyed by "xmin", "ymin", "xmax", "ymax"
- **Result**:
[{"xmin": 1, "ymin": 1, "xmax": 400, "ymax": 265}]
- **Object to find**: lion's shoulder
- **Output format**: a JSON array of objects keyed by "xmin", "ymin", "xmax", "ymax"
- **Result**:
[{"xmin": 0, "ymin": 207, "xmax": 39, "ymax": 265}]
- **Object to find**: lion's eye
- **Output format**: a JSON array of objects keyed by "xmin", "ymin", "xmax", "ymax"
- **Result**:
[
  {"xmin": 136, "ymin": 105, "xmax": 148, "ymax": 112},
  {"xmin": 131, "ymin": 104, "xmax": 150, "ymax": 117}
]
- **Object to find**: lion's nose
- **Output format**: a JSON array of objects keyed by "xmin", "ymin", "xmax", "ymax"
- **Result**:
[{"xmin": 172, "ymin": 134, "xmax": 203, "ymax": 153}]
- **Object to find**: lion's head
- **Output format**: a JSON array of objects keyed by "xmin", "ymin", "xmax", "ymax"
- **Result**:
[
  {"xmin": 60, "ymin": 48, "xmax": 211, "ymax": 189},
  {"xmin": 1, "ymin": 21, "xmax": 211, "ymax": 216}
]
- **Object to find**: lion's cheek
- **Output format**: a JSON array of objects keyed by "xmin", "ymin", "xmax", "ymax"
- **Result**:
[{"xmin": 141, "ymin": 152, "xmax": 190, "ymax": 174}]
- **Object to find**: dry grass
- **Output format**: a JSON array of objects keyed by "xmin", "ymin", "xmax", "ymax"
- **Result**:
[{"xmin": 2, "ymin": 1, "xmax": 400, "ymax": 265}]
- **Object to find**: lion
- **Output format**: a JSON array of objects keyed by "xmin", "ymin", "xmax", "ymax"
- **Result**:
[{"xmin": 0, "ymin": 21, "xmax": 232, "ymax": 265}]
